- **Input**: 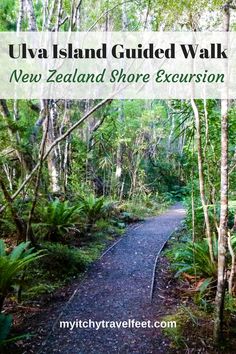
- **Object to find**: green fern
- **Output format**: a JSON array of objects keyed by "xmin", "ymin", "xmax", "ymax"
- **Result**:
[
  {"xmin": 0, "ymin": 240, "xmax": 44, "ymax": 312},
  {"xmin": 169, "ymin": 236, "xmax": 217, "ymax": 279},
  {"xmin": 34, "ymin": 199, "xmax": 80, "ymax": 240},
  {"xmin": 78, "ymin": 194, "xmax": 106, "ymax": 231}
]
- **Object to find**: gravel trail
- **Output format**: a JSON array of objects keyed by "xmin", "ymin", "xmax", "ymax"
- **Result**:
[{"xmin": 40, "ymin": 203, "xmax": 185, "ymax": 354}]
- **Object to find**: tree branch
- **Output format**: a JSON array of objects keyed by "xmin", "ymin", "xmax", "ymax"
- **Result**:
[{"xmin": 0, "ymin": 98, "xmax": 112, "ymax": 214}]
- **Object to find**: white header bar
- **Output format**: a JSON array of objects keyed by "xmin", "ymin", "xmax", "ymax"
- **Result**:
[{"xmin": 0, "ymin": 32, "xmax": 235, "ymax": 99}]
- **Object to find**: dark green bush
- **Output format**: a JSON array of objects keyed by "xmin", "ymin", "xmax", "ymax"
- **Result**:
[
  {"xmin": 40, "ymin": 242, "xmax": 92, "ymax": 277},
  {"xmin": 0, "ymin": 314, "xmax": 12, "ymax": 347}
]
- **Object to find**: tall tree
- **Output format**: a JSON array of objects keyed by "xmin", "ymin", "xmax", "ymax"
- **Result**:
[
  {"xmin": 214, "ymin": 0, "xmax": 231, "ymax": 343},
  {"xmin": 191, "ymin": 99, "xmax": 214, "ymax": 263}
]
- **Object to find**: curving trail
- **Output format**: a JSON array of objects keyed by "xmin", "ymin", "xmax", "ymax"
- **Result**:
[{"xmin": 39, "ymin": 204, "xmax": 185, "ymax": 354}]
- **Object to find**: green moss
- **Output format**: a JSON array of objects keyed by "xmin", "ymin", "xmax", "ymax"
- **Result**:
[
  {"xmin": 161, "ymin": 312, "xmax": 187, "ymax": 348},
  {"xmin": 162, "ymin": 306, "xmax": 209, "ymax": 349}
]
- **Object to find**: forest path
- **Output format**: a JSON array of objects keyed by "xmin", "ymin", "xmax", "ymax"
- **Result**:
[{"xmin": 40, "ymin": 203, "xmax": 185, "ymax": 354}]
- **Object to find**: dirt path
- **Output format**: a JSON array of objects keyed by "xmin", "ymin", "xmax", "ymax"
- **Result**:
[{"xmin": 39, "ymin": 204, "xmax": 185, "ymax": 354}]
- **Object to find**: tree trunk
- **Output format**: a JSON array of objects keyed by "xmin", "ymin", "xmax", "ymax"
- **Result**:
[
  {"xmin": 0, "ymin": 295, "xmax": 5, "ymax": 313},
  {"xmin": 0, "ymin": 176, "xmax": 26, "ymax": 242},
  {"xmin": 115, "ymin": 101, "xmax": 125, "ymax": 196},
  {"xmin": 214, "ymin": 98, "xmax": 229, "ymax": 342},
  {"xmin": 26, "ymin": 0, "xmax": 37, "ymax": 31},
  {"xmin": 214, "ymin": 1, "xmax": 231, "ymax": 342},
  {"xmin": 0, "ymin": 99, "xmax": 28, "ymax": 174},
  {"xmin": 45, "ymin": 100, "xmax": 60, "ymax": 194},
  {"xmin": 17, "ymin": 0, "xmax": 25, "ymax": 32},
  {"xmin": 191, "ymin": 99, "xmax": 214, "ymax": 263},
  {"xmin": 0, "ymin": 98, "xmax": 111, "ymax": 214}
]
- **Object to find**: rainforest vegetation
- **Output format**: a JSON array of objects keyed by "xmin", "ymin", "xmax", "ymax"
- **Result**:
[{"xmin": 0, "ymin": 0, "xmax": 236, "ymax": 352}]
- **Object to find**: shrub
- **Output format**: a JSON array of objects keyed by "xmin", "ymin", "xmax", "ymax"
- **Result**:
[
  {"xmin": 34, "ymin": 199, "xmax": 80, "ymax": 241},
  {"xmin": 167, "ymin": 236, "xmax": 217, "ymax": 279},
  {"xmin": 225, "ymin": 293, "xmax": 236, "ymax": 313},
  {"xmin": 0, "ymin": 314, "xmax": 12, "ymax": 347},
  {"xmin": 78, "ymin": 194, "xmax": 106, "ymax": 232},
  {"xmin": 40, "ymin": 242, "xmax": 93, "ymax": 277},
  {"xmin": 0, "ymin": 313, "xmax": 30, "ymax": 348},
  {"xmin": 161, "ymin": 308, "xmax": 196, "ymax": 348},
  {"xmin": 102, "ymin": 200, "xmax": 120, "ymax": 218},
  {"xmin": 25, "ymin": 283, "xmax": 58, "ymax": 297},
  {"xmin": 165, "ymin": 186, "xmax": 189, "ymax": 201},
  {"xmin": 0, "ymin": 240, "xmax": 43, "ymax": 312},
  {"xmin": 166, "ymin": 235, "xmax": 218, "ymax": 299},
  {"xmin": 161, "ymin": 307, "xmax": 205, "ymax": 349}
]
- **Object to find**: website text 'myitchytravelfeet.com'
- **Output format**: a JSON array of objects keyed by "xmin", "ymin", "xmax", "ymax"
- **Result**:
[{"xmin": 59, "ymin": 319, "xmax": 177, "ymax": 331}]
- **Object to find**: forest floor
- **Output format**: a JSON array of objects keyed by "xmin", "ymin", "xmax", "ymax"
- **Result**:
[{"xmin": 7, "ymin": 203, "xmax": 188, "ymax": 354}]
